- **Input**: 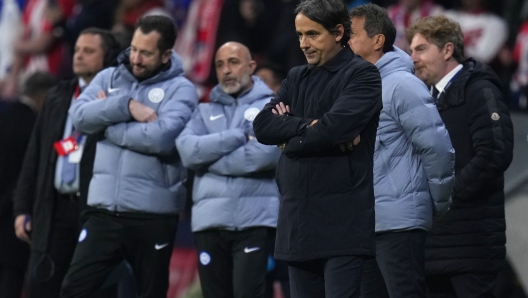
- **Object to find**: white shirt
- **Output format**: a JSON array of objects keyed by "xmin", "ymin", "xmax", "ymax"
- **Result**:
[{"xmin": 432, "ymin": 64, "xmax": 463, "ymax": 97}]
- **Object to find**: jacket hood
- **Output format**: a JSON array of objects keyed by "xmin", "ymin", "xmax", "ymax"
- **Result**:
[
  {"xmin": 210, "ymin": 76, "xmax": 274, "ymax": 106},
  {"xmin": 375, "ymin": 46, "xmax": 413, "ymax": 78},
  {"xmin": 438, "ymin": 58, "xmax": 502, "ymax": 110},
  {"xmin": 116, "ymin": 47, "xmax": 185, "ymax": 84}
]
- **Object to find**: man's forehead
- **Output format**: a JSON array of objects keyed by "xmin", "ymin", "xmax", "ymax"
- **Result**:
[
  {"xmin": 76, "ymin": 34, "xmax": 102, "ymax": 48},
  {"xmin": 295, "ymin": 13, "xmax": 325, "ymax": 32},
  {"xmin": 216, "ymin": 45, "xmax": 248, "ymax": 61}
]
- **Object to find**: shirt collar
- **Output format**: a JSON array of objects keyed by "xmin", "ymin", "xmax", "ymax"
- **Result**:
[
  {"xmin": 433, "ymin": 64, "xmax": 463, "ymax": 95},
  {"xmin": 78, "ymin": 78, "xmax": 87, "ymax": 90}
]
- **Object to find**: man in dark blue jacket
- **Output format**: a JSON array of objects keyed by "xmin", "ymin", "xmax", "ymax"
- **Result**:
[
  {"xmin": 253, "ymin": 0, "xmax": 382, "ymax": 297},
  {"xmin": 407, "ymin": 16, "xmax": 514, "ymax": 298}
]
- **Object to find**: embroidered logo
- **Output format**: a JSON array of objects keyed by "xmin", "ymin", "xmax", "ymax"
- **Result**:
[
  {"xmin": 78, "ymin": 229, "xmax": 87, "ymax": 242},
  {"xmin": 148, "ymin": 88, "xmax": 165, "ymax": 103},
  {"xmin": 491, "ymin": 112, "xmax": 500, "ymax": 121},
  {"xmin": 200, "ymin": 252, "xmax": 211, "ymax": 265},
  {"xmin": 244, "ymin": 107, "xmax": 260, "ymax": 121}
]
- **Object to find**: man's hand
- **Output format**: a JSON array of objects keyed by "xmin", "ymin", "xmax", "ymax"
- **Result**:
[
  {"xmin": 129, "ymin": 99, "xmax": 158, "ymax": 123},
  {"xmin": 272, "ymin": 102, "xmax": 290, "ymax": 115},
  {"xmin": 97, "ymin": 90, "xmax": 107, "ymax": 100},
  {"xmin": 339, "ymin": 135, "xmax": 361, "ymax": 152},
  {"xmin": 14, "ymin": 215, "xmax": 31, "ymax": 244}
]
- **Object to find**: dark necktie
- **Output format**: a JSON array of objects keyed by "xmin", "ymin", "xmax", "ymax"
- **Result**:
[{"xmin": 432, "ymin": 86, "xmax": 440, "ymax": 104}]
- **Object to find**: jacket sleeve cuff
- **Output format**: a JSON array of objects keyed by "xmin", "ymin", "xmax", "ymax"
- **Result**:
[{"xmin": 105, "ymin": 95, "xmax": 132, "ymax": 122}]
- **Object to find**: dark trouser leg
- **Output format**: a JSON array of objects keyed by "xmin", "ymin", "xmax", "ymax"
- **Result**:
[
  {"xmin": 232, "ymin": 227, "xmax": 274, "ymax": 298},
  {"xmin": 27, "ymin": 199, "xmax": 81, "ymax": 298},
  {"xmin": 60, "ymin": 212, "xmax": 123, "ymax": 298},
  {"xmin": 324, "ymin": 256, "xmax": 364, "ymax": 298},
  {"xmin": 374, "ymin": 230, "xmax": 427, "ymax": 298},
  {"xmin": 289, "ymin": 256, "xmax": 364, "ymax": 298},
  {"xmin": 122, "ymin": 216, "xmax": 178, "ymax": 298},
  {"xmin": 288, "ymin": 259, "xmax": 325, "ymax": 298},
  {"xmin": 360, "ymin": 257, "xmax": 389, "ymax": 298},
  {"xmin": 0, "ymin": 264, "xmax": 25, "ymax": 298},
  {"xmin": 195, "ymin": 230, "xmax": 234, "ymax": 298},
  {"xmin": 426, "ymin": 272, "xmax": 498, "ymax": 298}
]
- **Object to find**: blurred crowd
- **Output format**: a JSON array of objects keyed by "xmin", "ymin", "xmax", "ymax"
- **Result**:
[{"xmin": 1, "ymin": 0, "xmax": 528, "ymax": 110}]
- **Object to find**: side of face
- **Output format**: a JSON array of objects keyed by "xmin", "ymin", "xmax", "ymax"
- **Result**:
[
  {"xmin": 129, "ymin": 29, "xmax": 171, "ymax": 79},
  {"xmin": 73, "ymin": 34, "xmax": 105, "ymax": 78},
  {"xmin": 409, "ymin": 33, "xmax": 448, "ymax": 86},
  {"xmin": 215, "ymin": 45, "xmax": 256, "ymax": 95},
  {"xmin": 255, "ymin": 68, "xmax": 280, "ymax": 93},
  {"xmin": 348, "ymin": 16, "xmax": 377, "ymax": 63},
  {"xmin": 295, "ymin": 13, "xmax": 344, "ymax": 67}
]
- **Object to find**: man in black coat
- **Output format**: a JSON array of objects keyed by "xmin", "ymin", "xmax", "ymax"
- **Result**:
[
  {"xmin": 0, "ymin": 72, "xmax": 56, "ymax": 298},
  {"xmin": 253, "ymin": 0, "xmax": 382, "ymax": 297},
  {"xmin": 407, "ymin": 16, "xmax": 514, "ymax": 298},
  {"xmin": 12, "ymin": 28, "xmax": 120, "ymax": 298}
]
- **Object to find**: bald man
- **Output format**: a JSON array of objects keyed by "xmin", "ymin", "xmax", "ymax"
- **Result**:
[{"xmin": 176, "ymin": 42, "xmax": 281, "ymax": 298}]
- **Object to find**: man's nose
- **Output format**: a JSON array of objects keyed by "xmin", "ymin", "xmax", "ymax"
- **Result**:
[{"xmin": 299, "ymin": 36, "xmax": 310, "ymax": 49}]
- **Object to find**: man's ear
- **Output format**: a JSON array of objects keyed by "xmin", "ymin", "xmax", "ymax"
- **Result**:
[
  {"xmin": 161, "ymin": 49, "xmax": 172, "ymax": 64},
  {"xmin": 373, "ymin": 34, "xmax": 386, "ymax": 52},
  {"xmin": 249, "ymin": 60, "xmax": 257, "ymax": 74},
  {"xmin": 443, "ymin": 42, "xmax": 454, "ymax": 61},
  {"xmin": 334, "ymin": 24, "xmax": 344, "ymax": 43}
]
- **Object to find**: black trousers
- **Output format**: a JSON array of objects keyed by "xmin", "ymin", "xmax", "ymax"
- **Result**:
[
  {"xmin": 194, "ymin": 227, "xmax": 275, "ymax": 298},
  {"xmin": 60, "ymin": 210, "xmax": 178, "ymax": 298},
  {"xmin": 288, "ymin": 256, "xmax": 365, "ymax": 298},
  {"xmin": 25, "ymin": 198, "xmax": 82, "ymax": 298},
  {"xmin": 426, "ymin": 272, "xmax": 498, "ymax": 298},
  {"xmin": 360, "ymin": 229, "xmax": 427, "ymax": 298}
]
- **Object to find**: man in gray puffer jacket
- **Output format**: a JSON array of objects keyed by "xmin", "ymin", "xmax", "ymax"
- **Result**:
[
  {"xmin": 349, "ymin": 4, "xmax": 454, "ymax": 298},
  {"xmin": 61, "ymin": 16, "xmax": 198, "ymax": 298},
  {"xmin": 176, "ymin": 42, "xmax": 280, "ymax": 298}
]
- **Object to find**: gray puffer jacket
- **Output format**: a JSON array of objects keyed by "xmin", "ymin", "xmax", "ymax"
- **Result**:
[
  {"xmin": 69, "ymin": 50, "xmax": 198, "ymax": 214},
  {"xmin": 374, "ymin": 47, "xmax": 454, "ymax": 232}
]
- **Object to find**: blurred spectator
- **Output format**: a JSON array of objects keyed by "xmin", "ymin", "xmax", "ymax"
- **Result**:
[
  {"xmin": 0, "ymin": 71, "xmax": 56, "ymax": 298},
  {"xmin": 510, "ymin": 19, "xmax": 528, "ymax": 110},
  {"xmin": 444, "ymin": 0, "xmax": 508, "ymax": 64},
  {"xmin": 53, "ymin": 0, "xmax": 119, "ymax": 75},
  {"xmin": 266, "ymin": 0, "xmax": 306, "ymax": 73},
  {"xmin": 12, "ymin": 28, "xmax": 120, "ymax": 298},
  {"xmin": 388, "ymin": 0, "xmax": 444, "ymax": 52},
  {"xmin": 0, "ymin": 0, "xmax": 24, "ymax": 96},
  {"xmin": 255, "ymin": 62, "xmax": 286, "ymax": 94},
  {"xmin": 1, "ymin": 0, "xmax": 75, "ymax": 99},
  {"xmin": 113, "ymin": 0, "xmax": 172, "ymax": 33}
]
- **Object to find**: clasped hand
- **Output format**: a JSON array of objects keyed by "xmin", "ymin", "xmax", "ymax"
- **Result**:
[{"xmin": 272, "ymin": 103, "xmax": 360, "ymax": 151}]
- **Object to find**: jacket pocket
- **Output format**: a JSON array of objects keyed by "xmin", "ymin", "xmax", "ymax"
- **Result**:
[{"xmin": 377, "ymin": 136, "xmax": 398, "ymax": 195}]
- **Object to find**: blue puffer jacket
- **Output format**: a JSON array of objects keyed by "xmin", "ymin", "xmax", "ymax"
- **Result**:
[
  {"xmin": 374, "ymin": 47, "xmax": 454, "ymax": 233},
  {"xmin": 69, "ymin": 50, "xmax": 198, "ymax": 214},
  {"xmin": 176, "ymin": 77, "xmax": 281, "ymax": 232}
]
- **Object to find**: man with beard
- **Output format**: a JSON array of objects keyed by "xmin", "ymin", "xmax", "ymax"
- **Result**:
[
  {"xmin": 12, "ymin": 28, "xmax": 120, "ymax": 298},
  {"xmin": 176, "ymin": 42, "xmax": 281, "ymax": 298},
  {"xmin": 60, "ymin": 15, "xmax": 198, "ymax": 298},
  {"xmin": 253, "ymin": 0, "xmax": 382, "ymax": 297}
]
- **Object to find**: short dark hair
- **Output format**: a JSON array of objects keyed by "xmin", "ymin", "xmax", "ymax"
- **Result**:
[
  {"xmin": 135, "ymin": 15, "xmax": 177, "ymax": 52},
  {"xmin": 255, "ymin": 62, "xmax": 286, "ymax": 84},
  {"xmin": 23, "ymin": 72, "xmax": 57, "ymax": 96},
  {"xmin": 79, "ymin": 27, "xmax": 121, "ymax": 67},
  {"xmin": 349, "ymin": 4, "xmax": 396, "ymax": 54},
  {"xmin": 295, "ymin": 0, "xmax": 351, "ymax": 46}
]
